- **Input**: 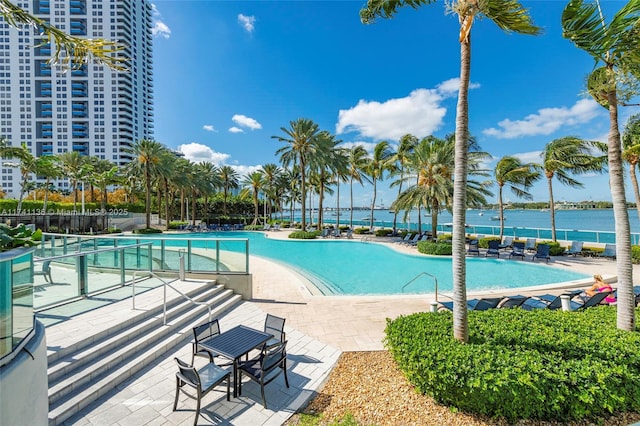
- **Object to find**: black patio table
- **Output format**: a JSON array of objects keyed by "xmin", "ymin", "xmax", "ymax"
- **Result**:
[{"xmin": 199, "ymin": 324, "xmax": 273, "ymax": 397}]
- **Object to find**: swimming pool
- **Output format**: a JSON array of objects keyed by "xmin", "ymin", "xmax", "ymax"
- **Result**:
[{"xmin": 159, "ymin": 232, "xmax": 590, "ymax": 296}]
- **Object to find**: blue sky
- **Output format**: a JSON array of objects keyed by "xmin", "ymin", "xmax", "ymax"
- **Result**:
[{"xmin": 149, "ymin": 0, "xmax": 638, "ymax": 207}]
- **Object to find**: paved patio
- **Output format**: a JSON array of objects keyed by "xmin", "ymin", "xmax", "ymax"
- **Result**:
[{"xmin": 48, "ymin": 231, "xmax": 633, "ymax": 425}]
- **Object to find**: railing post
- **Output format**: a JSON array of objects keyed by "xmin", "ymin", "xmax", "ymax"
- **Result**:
[
  {"xmin": 160, "ymin": 240, "xmax": 165, "ymax": 271},
  {"xmin": 77, "ymin": 255, "xmax": 87, "ymax": 296},
  {"xmin": 187, "ymin": 241, "xmax": 192, "ymax": 272},
  {"xmin": 216, "ymin": 240, "xmax": 220, "ymax": 273},
  {"xmin": 245, "ymin": 239, "xmax": 250, "ymax": 273},
  {"xmin": 179, "ymin": 249, "xmax": 185, "ymax": 281},
  {"xmin": 147, "ymin": 244, "xmax": 153, "ymax": 272},
  {"xmin": 120, "ymin": 250, "xmax": 125, "ymax": 284}
]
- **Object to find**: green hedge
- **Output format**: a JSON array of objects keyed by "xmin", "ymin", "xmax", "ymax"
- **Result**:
[
  {"xmin": 132, "ymin": 228, "xmax": 163, "ymax": 234},
  {"xmin": 633, "ymin": 246, "xmax": 640, "ymax": 264},
  {"xmin": 168, "ymin": 221, "xmax": 188, "ymax": 230},
  {"xmin": 416, "ymin": 240, "xmax": 452, "ymax": 255},
  {"xmin": 353, "ymin": 227, "xmax": 370, "ymax": 235},
  {"xmin": 385, "ymin": 308, "xmax": 640, "ymax": 422},
  {"xmin": 375, "ymin": 228, "xmax": 393, "ymax": 237},
  {"xmin": 288, "ymin": 230, "xmax": 320, "ymax": 239}
]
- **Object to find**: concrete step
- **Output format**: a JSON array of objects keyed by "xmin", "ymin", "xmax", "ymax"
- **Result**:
[
  {"xmin": 47, "ymin": 284, "xmax": 226, "ymax": 385},
  {"xmin": 47, "ymin": 281, "xmax": 243, "ymax": 426}
]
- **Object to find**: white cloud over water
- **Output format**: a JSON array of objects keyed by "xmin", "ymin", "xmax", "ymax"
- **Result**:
[
  {"xmin": 335, "ymin": 79, "xmax": 477, "ymax": 142},
  {"xmin": 483, "ymin": 99, "xmax": 601, "ymax": 139}
]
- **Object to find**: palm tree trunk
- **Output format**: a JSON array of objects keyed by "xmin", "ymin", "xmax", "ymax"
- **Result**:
[
  {"xmin": 607, "ymin": 89, "xmax": 635, "ymax": 331},
  {"xmin": 300, "ymin": 161, "xmax": 307, "ymax": 230},
  {"xmin": 393, "ymin": 178, "xmax": 403, "ymax": 233},
  {"xmin": 431, "ymin": 200, "xmax": 438, "ymax": 239},
  {"xmin": 452, "ymin": 35, "xmax": 471, "ymax": 343},
  {"xmin": 336, "ymin": 182, "xmax": 341, "ymax": 229},
  {"xmin": 318, "ymin": 185, "xmax": 324, "ymax": 229},
  {"xmin": 350, "ymin": 177, "xmax": 354, "ymax": 228},
  {"xmin": 145, "ymin": 169, "xmax": 151, "ymax": 229},
  {"xmin": 164, "ymin": 178, "xmax": 170, "ymax": 231},
  {"xmin": 370, "ymin": 178, "xmax": 377, "ymax": 231},
  {"xmin": 498, "ymin": 185, "xmax": 504, "ymax": 239},
  {"xmin": 43, "ymin": 179, "xmax": 50, "ymax": 212},
  {"xmin": 547, "ymin": 176, "xmax": 557, "ymax": 241},
  {"xmin": 191, "ymin": 192, "xmax": 196, "ymax": 227},
  {"xmin": 629, "ymin": 163, "xmax": 640, "ymax": 225}
]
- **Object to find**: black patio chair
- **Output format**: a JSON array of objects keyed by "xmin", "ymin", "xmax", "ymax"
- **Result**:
[
  {"xmin": 466, "ymin": 239, "xmax": 480, "ymax": 256},
  {"xmin": 532, "ymin": 244, "xmax": 551, "ymax": 263},
  {"xmin": 173, "ymin": 357, "xmax": 230, "ymax": 426},
  {"xmin": 439, "ymin": 297, "xmax": 504, "ymax": 311},
  {"xmin": 238, "ymin": 340, "xmax": 289, "ymax": 409},
  {"xmin": 485, "ymin": 240, "xmax": 501, "ymax": 257},
  {"xmin": 569, "ymin": 291, "xmax": 610, "ymax": 310},
  {"xmin": 498, "ymin": 295, "xmax": 529, "ymax": 308},
  {"xmin": 508, "ymin": 242, "xmax": 526, "ymax": 260},
  {"xmin": 34, "ymin": 260, "xmax": 53, "ymax": 283},
  {"xmin": 498, "ymin": 236, "xmax": 514, "ymax": 250},
  {"xmin": 192, "ymin": 319, "xmax": 231, "ymax": 366},
  {"xmin": 264, "ymin": 314, "xmax": 286, "ymax": 348}
]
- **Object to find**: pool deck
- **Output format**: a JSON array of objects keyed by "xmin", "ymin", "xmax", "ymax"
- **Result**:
[{"xmin": 51, "ymin": 229, "xmax": 634, "ymax": 425}]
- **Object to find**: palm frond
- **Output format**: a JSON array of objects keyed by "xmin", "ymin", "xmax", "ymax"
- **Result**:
[
  {"xmin": 562, "ymin": 0, "xmax": 609, "ymax": 60},
  {"xmin": 360, "ymin": 0, "xmax": 435, "ymax": 24},
  {"xmin": 482, "ymin": 0, "xmax": 542, "ymax": 35}
]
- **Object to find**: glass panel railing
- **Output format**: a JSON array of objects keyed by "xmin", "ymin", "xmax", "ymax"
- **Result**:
[{"xmin": 0, "ymin": 249, "xmax": 35, "ymax": 365}]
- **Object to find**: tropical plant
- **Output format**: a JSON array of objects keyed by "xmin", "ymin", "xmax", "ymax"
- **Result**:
[
  {"xmin": 0, "ymin": 223, "xmax": 41, "ymax": 252},
  {"xmin": 494, "ymin": 156, "xmax": 541, "ymax": 239},
  {"xmin": 623, "ymin": 113, "xmax": 640, "ymax": 224},
  {"xmin": 539, "ymin": 136, "xmax": 607, "ymax": 241},
  {"xmin": 389, "ymin": 134, "xmax": 418, "ymax": 232},
  {"xmin": 347, "ymin": 145, "xmax": 370, "ymax": 228},
  {"xmin": 364, "ymin": 141, "xmax": 392, "ymax": 230},
  {"xmin": 241, "ymin": 171, "xmax": 266, "ymax": 225},
  {"xmin": 562, "ymin": 0, "xmax": 640, "ymax": 331},
  {"xmin": 219, "ymin": 165, "xmax": 240, "ymax": 216},
  {"xmin": 58, "ymin": 151, "xmax": 92, "ymax": 211},
  {"xmin": 273, "ymin": 118, "xmax": 323, "ymax": 230},
  {"xmin": 361, "ymin": 0, "xmax": 541, "ymax": 343},
  {"xmin": 0, "ymin": 142, "xmax": 38, "ymax": 212}
]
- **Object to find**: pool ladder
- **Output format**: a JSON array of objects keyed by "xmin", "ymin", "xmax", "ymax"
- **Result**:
[{"xmin": 401, "ymin": 272, "xmax": 441, "ymax": 301}]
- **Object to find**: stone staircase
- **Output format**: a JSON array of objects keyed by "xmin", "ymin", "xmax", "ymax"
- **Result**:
[{"xmin": 46, "ymin": 280, "xmax": 243, "ymax": 425}]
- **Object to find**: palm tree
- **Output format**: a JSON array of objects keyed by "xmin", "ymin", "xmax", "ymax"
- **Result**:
[
  {"xmin": 34, "ymin": 155, "xmax": 61, "ymax": 212},
  {"xmin": 390, "ymin": 134, "xmax": 418, "ymax": 233},
  {"xmin": 347, "ymin": 145, "xmax": 370, "ymax": 228},
  {"xmin": 273, "ymin": 118, "xmax": 322, "ymax": 230},
  {"xmin": 219, "ymin": 165, "xmax": 240, "ymax": 216},
  {"xmin": 125, "ymin": 139, "xmax": 167, "ymax": 229},
  {"xmin": 540, "ymin": 136, "xmax": 607, "ymax": 241},
  {"xmin": 622, "ymin": 114, "xmax": 640, "ymax": 225},
  {"xmin": 331, "ymin": 148, "xmax": 350, "ymax": 229},
  {"xmin": 494, "ymin": 156, "xmax": 541, "ymax": 239},
  {"xmin": 59, "ymin": 151, "xmax": 91, "ymax": 211},
  {"xmin": 89, "ymin": 159, "xmax": 118, "ymax": 229},
  {"xmin": 364, "ymin": 141, "xmax": 392, "ymax": 230},
  {"xmin": 563, "ymin": 0, "xmax": 640, "ymax": 332},
  {"xmin": 197, "ymin": 161, "xmax": 221, "ymax": 224},
  {"xmin": 361, "ymin": 0, "xmax": 540, "ymax": 343},
  {"xmin": 1, "ymin": 143, "xmax": 38, "ymax": 212},
  {"xmin": 241, "ymin": 171, "xmax": 266, "ymax": 225},
  {"xmin": 261, "ymin": 163, "xmax": 282, "ymax": 222}
]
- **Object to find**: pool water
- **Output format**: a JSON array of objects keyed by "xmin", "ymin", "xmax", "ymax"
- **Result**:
[{"xmin": 160, "ymin": 232, "xmax": 590, "ymax": 295}]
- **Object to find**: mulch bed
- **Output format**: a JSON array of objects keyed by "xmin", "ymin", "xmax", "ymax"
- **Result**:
[{"xmin": 286, "ymin": 351, "xmax": 640, "ymax": 426}]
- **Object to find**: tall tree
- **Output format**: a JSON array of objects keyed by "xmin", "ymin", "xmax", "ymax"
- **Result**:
[
  {"xmin": 364, "ymin": 141, "xmax": 392, "ymax": 230},
  {"xmin": 219, "ymin": 165, "xmax": 240, "ymax": 216},
  {"xmin": 273, "ymin": 118, "xmax": 322, "ymax": 230},
  {"xmin": 540, "ymin": 136, "xmax": 607, "ymax": 241},
  {"xmin": 361, "ymin": 0, "xmax": 541, "ymax": 343},
  {"xmin": 241, "ymin": 171, "xmax": 266, "ymax": 225},
  {"xmin": 563, "ymin": 0, "xmax": 640, "ymax": 331},
  {"xmin": 347, "ymin": 145, "xmax": 370, "ymax": 228},
  {"xmin": 390, "ymin": 134, "xmax": 418, "ymax": 233},
  {"xmin": 59, "ymin": 151, "xmax": 91, "ymax": 211},
  {"xmin": 1, "ymin": 143, "xmax": 38, "ymax": 211},
  {"xmin": 622, "ymin": 114, "xmax": 640, "ymax": 225},
  {"xmin": 125, "ymin": 139, "xmax": 167, "ymax": 229},
  {"xmin": 34, "ymin": 154, "xmax": 61, "ymax": 212},
  {"xmin": 494, "ymin": 156, "xmax": 541, "ymax": 239},
  {"xmin": 261, "ymin": 163, "xmax": 282, "ymax": 222}
]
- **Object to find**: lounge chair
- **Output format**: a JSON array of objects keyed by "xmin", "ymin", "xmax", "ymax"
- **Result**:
[
  {"xmin": 565, "ymin": 241, "xmax": 584, "ymax": 256},
  {"xmin": 522, "ymin": 290, "xmax": 582, "ymax": 310},
  {"xmin": 410, "ymin": 234, "xmax": 428, "ymax": 246},
  {"xmin": 485, "ymin": 240, "xmax": 501, "ymax": 257},
  {"xmin": 466, "ymin": 239, "xmax": 480, "ymax": 256},
  {"xmin": 600, "ymin": 244, "xmax": 616, "ymax": 260},
  {"xmin": 498, "ymin": 295, "xmax": 529, "ymax": 308},
  {"xmin": 402, "ymin": 233, "xmax": 420, "ymax": 246},
  {"xmin": 332, "ymin": 228, "xmax": 341, "ymax": 238},
  {"xmin": 272, "ymin": 224, "xmax": 281, "ymax": 231},
  {"xmin": 524, "ymin": 238, "xmax": 537, "ymax": 252},
  {"xmin": 34, "ymin": 260, "xmax": 53, "ymax": 283},
  {"xmin": 321, "ymin": 228, "xmax": 330, "ymax": 238},
  {"xmin": 508, "ymin": 241, "xmax": 526, "ymax": 260},
  {"xmin": 569, "ymin": 291, "xmax": 610, "ymax": 310},
  {"xmin": 439, "ymin": 297, "xmax": 504, "ymax": 311},
  {"xmin": 498, "ymin": 236, "xmax": 514, "ymax": 250},
  {"xmin": 263, "ymin": 223, "xmax": 271, "ymax": 231},
  {"xmin": 532, "ymin": 244, "xmax": 550, "ymax": 263}
]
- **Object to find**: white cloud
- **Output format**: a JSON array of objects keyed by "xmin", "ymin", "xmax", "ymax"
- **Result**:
[
  {"xmin": 232, "ymin": 114, "xmax": 262, "ymax": 130},
  {"xmin": 203, "ymin": 125, "xmax": 216, "ymax": 132},
  {"xmin": 436, "ymin": 78, "xmax": 480, "ymax": 96},
  {"xmin": 340, "ymin": 141, "xmax": 380, "ymax": 155},
  {"xmin": 177, "ymin": 143, "xmax": 230, "ymax": 164},
  {"xmin": 335, "ymin": 83, "xmax": 463, "ymax": 142},
  {"xmin": 238, "ymin": 14, "xmax": 256, "ymax": 33},
  {"xmin": 229, "ymin": 127, "xmax": 244, "ymax": 133},
  {"xmin": 232, "ymin": 164, "xmax": 262, "ymax": 176},
  {"xmin": 483, "ymin": 99, "xmax": 601, "ymax": 139},
  {"xmin": 512, "ymin": 151, "xmax": 543, "ymax": 164},
  {"xmin": 152, "ymin": 21, "xmax": 171, "ymax": 39}
]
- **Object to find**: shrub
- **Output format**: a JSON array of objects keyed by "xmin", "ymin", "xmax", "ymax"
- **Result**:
[
  {"xmin": 437, "ymin": 233, "xmax": 451, "ymax": 241},
  {"xmin": 416, "ymin": 240, "xmax": 452, "ymax": 255},
  {"xmin": 0, "ymin": 223, "xmax": 42, "ymax": 252},
  {"xmin": 478, "ymin": 237, "xmax": 500, "ymax": 249},
  {"xmin": 353, "ymin": 227, "xmax": 370, "ymax": 235},
  {"xmin": 385, "ymin": 308, "xmax": 640, "ymax": 422},
  {"xmin": 288, "ymin": 230, "xmax": 320, "ymax": 239},
  {"xmin": 632, "ymin": 245, "xmax": 640, "ymax": 264},
  {"xmin": 244, "ymin": 224, "xmax": 263, "ymax": 231},
  {"xmin": 538, "ymin": 240, "xmax": 564, "ymax": 256},
  {"xmin": 168, "ymin": 221, "xmax": 188, "ymax": 230},
  {"xmin": 375, "ymin": 228, "xmax": 393, "ymax": 237},
  {"xmin": 132, "ymin": 227, "xmax": 162, "ymax": 234}
]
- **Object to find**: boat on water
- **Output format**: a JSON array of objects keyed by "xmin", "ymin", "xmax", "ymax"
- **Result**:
[
  {"xmin": 361, "ymin": 217, "xmax": 376, "ymax": 222},
  {"xmin": 491, "ymin": 215, "xmax": 507, "ymax": 221}
]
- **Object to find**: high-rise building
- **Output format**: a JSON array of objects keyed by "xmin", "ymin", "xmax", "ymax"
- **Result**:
[{"xmin": 0, "ymin": 0, "xmax": 154, "ymax": 198}]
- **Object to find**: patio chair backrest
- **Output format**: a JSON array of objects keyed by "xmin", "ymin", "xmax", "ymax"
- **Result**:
[
  {"xmin": 512, "ymin": 241, "xmax": 525, "ymax": 252},
  {"xmin": 265, "ymin": 314, "xmax": 286, "ymax": 343},
  {"xmin": 502, "ymin": 236, "xmax": 513, "ymax": 245},
  {"xmin": 525, "ymin": 238, "xmax": 536, "ymax": 251},
  {"xmin": 488, "ymin": 240, "xmax": 500, "ymax": 250},
  {"xmin": 603, "ymin": 244, "xmax": 616, "ymax": 257}
]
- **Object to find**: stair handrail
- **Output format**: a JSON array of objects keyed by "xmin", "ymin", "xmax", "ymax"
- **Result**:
[
  {"xmin": 401, "ymin": 272, "xmax": 440, "ymax": 301},
  {"xmin": 131, "ymin": 270, "xmax": 212, "ymax": 326}
]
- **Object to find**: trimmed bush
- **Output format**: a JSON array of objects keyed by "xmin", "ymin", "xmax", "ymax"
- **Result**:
[
  {"xmin": 416, "ymin": 240, "xmax": 452, "ymax": 255},
  {"xmin": 288, "ymin": 230, "xmax": 320, "ymax": 239},
  {"xmin": 385, "ymin": 308, "xmax": 640, "ymax": 422},
  {"xmin": 375, "ymin": 228, "xmax": 393, "ymax": 237},
  {"xmin": 478, "ymin": 236, "xmax": 500, "ymax": 249},
  {"xmin": 132, "ymin": 228, "xmax": 162, "ymax": 234},
  {"xmin": 168, "ymin": 221, "xmax": 188, "ymax": 230},
  {"xmin": 538, "ymin": 240, "xmax": 564, "ymax": 256},
  {"xmin": 633, "ymin": 245, "xmax": 640, "ymax": 264},
  {"xmin": 353, "ymin": 227, "xmax": 370, "ymax": 235}
]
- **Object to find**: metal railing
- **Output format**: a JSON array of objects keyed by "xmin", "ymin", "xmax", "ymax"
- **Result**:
[
  {"xmin": 401, "ymin": 272, "xmax": 440, "ymax": 300},
  {"xmin": 131, "ymin": 270, "xmax": 211, "ymax": 326},
  {"xmin": 38, "ymin": 232, "xmax": 251, "ymax": 275}
]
